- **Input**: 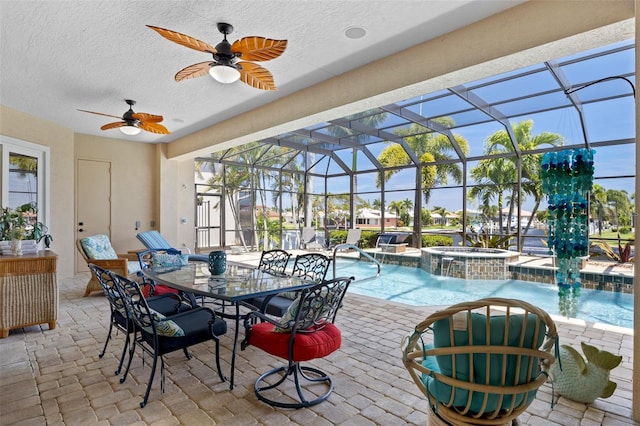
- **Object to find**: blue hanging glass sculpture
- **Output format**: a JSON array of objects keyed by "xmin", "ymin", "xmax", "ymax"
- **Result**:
[{"xmin": 541, "ymin": 148, "xmax": 594, "ymax": 317}]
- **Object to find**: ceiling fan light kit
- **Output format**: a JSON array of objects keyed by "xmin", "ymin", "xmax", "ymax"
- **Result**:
[
  {"xmin": 209, "ymin": 64, "xmax": 241, "ymax": 84},
  {"xmin": 119, "ymin": 125, "xmax": 142, "ymax": 136},
  {"xmin": 78, "ymin": 99, "xmax": 170, "ymax": 136}
]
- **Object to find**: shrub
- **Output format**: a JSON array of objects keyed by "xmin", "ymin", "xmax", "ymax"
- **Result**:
[
  {"xmin": 590, "ymin": 233, "xmax": 634, "ymax": 263},
  {"xmin": 422, "ymin": 235, "xmax": 453, "ymax": 247}
]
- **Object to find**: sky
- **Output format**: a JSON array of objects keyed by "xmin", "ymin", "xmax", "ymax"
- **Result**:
[{"xmin": 309, "ymin": 40, "xmax": 636, "ymax": 213}]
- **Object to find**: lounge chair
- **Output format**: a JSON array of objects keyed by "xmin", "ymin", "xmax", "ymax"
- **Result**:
[
  {"xmin": 299, "ymin": 227, "xmax": 324, "ymax": 250},
  {"xmin": 136, "ymin": 230, "xmax": 208, "ymax": 262}
]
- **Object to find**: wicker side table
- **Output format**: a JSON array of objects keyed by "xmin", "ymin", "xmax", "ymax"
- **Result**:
[{"xmin": 0, "ymin": 250, "xmax": 58, "ymax": 338}]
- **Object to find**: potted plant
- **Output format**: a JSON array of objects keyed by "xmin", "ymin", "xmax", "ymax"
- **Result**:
[{"xmin": 0, "ymin": 203, "xmax": 53, "ymax": 253}]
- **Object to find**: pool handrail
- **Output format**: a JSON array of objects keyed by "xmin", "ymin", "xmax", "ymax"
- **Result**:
[{"xmin": 330, "ymin": 243, "xmax": 381, "ymax": 281}]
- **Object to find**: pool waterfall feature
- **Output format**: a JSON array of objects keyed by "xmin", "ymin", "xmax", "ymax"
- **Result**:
[{"xmin": 422, "ymin": 247, "xmax": 520, "ymax": 280}]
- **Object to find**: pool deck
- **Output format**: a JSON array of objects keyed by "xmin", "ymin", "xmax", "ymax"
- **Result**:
[{"xmin": 0, "ymin": 251, "xmax": 636, "ymax": 425}]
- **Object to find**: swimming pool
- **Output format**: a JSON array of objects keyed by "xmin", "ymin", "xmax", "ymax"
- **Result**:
[{"xmin": 332, "ymin": 259, "xmax": 634, "ymax": 329}]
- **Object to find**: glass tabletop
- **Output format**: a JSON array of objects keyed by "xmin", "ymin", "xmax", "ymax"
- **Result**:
[{"xmin": 143, "ymin": 261, "xmax": 311, "ymax": 302}]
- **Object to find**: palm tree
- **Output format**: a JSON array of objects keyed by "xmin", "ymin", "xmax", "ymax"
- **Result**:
[
  {"xmin": 206, "ymin": 161, "xmax": 251, "ymax": 249},
  {"xmin": 590, "ymin": 184, "xmax": 607, "ymax": 235},
  {"xmin": 469, "ymin": 158, "xmax": 516, "ymax": 232},
  {"xmin": 470, "ymin": 120, "xmax": 564, "ymax": 235},
  {"xmin": 272, "ymin": 164, "xmax": 305, "ymax": 229},
  {"xmin": 400, "ymin": 198, "xmax": 414, "ymax": 226},
  {"xmin": 388, "ymin": 200, "xmax": 404, "ymax": 228},
  {"xmin": 377, "ymin": 121, "xmax": 470, "ymax": 204}
]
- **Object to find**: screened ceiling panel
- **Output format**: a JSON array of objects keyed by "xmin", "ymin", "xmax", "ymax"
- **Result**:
[
  {"xmin": 206, "ymin": 39, "xmax": 634, "ymax": 180},
  {"xmin": 431, "ymin": 109, "xmax": 493, "ymax": 129},
  {"xmin": 469, "ymin": 70, "xmax": 560, "ymax": 103},
  {"xmin": 404, "ymin": 93, "xmax": 474, "ymax": 118},
  {"xmin": 560, "ymin": 45, "xmax": 634, "ymax": 83},
  {"xmin": 497, "ymin": 92, "xmax": 573, "ymax": 117}
]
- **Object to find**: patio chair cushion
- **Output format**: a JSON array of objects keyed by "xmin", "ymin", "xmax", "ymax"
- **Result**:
[
  {"xmin": 422, "ymin": 312, "xmax": 545, "ymax": 413},
  {"xmin": 80, "ymin": 234, "xmax": 119, "ymax": 259},
  {"xmin": 152, "ymin": 252, "xmax": 189, "ymax": 268},
  {"xmin": 250, "ymin": 321, "xmax": 341, "ymax": 362},
  {"xmin": 137, "ymin": 230, "xmax": 172, "ymax": 250},
  {"xmin": 81, "ymin": 234, "xmax": 142, "ymax": 276}
]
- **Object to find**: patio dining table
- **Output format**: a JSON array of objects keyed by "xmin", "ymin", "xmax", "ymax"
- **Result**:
[{"xmin": 142, "ymin": 261, "xmax": 312, "ymax": 389}]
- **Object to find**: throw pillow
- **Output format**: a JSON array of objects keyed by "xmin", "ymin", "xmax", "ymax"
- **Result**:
[
  {"xmin": 274, "ymin": 297, "xmax": 300, "ymax": 333},
  {"xmin": 273, "ymin": 290, "xmax": 329, "ymax": 333},
  {"xmin": 152, "ymin": 253, "xmax": 190, "ymax": 268},
  {"xmin": 148, "ymin": 308, "xmax": 185, "ymax": 337}
]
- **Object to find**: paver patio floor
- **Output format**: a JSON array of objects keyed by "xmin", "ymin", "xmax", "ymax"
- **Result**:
[{"xmin": 0, "ymin": 254, "xmax": 636, "ymax": 425}]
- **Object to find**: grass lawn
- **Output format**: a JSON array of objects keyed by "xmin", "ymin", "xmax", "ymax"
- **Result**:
[{"xmin": 590, "ymin": 229, "xmax": 634, "ymax": 242}]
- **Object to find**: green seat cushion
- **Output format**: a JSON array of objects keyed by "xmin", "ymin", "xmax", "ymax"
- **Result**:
[{"xmin": 422, "ymin": 313, "xmax": 545, "ymax": 413}]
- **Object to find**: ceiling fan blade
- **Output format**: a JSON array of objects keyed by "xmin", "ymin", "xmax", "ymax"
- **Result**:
[
  {"xmin": 139, "ymin": 122, "xmax": 171, "ymax": 135},
  {"xmin": 132, "ymin": 112, "xmax": 164, "ymax": 123},
  {"xmin": 147, "ymin": 25, "xmax": 217, "ymax": 53},
  {"xmin": 239, "ymin": 62, "xmax": 277, "ymax": 91},
  {"xmin": 175, "ymin": 61, "xmax": 212, "ymax": 82},
  {"xmin": 232, "ymin": 37, "xmax": 287, "ymax": 62},
  {"xmin": 78, "ymin": 109, "xmax": 123, "ymax": 120},
  {"xmin": 100, "ymin": 121, "xmax": 126, "ymax": 131}
]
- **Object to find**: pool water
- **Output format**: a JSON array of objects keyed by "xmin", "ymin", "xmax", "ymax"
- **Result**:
[{"xmin": 332, "ymin": 259, "xmax": 634, "ymax": 329}]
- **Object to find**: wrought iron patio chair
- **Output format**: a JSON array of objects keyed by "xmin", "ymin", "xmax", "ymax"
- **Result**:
[
  {"xmin": 136, "ymin": 248, "xmax": 198, "ymax": 307},
  {"xmin": 242, "ymin": 276, "xmax": 354, "ymax": 408},
  {"xmin": 247, "ymin": 249, "xmax": 295, "ymax": 316},
  {"xmin": 291, "ymin": 252, "xmax": 331, "ymax": 283},
  {"xmin": 257, "ymin": 249, "xmax": 291, "ymax": 276},
  {"xmin": 251, "ymin": 252, "xmax": 332, "ymax": 316},
  {"xmin": 112, "ymin": 272, "xmax": 227, "ymax": 408},
  {"xmin": 89, "ymin": 263, "xmax": 193, "ymax": 380}
]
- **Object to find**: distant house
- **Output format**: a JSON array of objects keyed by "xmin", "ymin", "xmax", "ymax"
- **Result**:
[
  {"xmin": 431, "ymin": 211, "xmax": 459, "ymax": 226},
  {"xmin": 356, "ymin": 208, "xmax": 398, "ymax": 228}
]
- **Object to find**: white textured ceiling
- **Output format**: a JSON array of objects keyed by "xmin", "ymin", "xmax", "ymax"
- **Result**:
[{"xmin": 0, "ymin": 1, "xmax": 523, "ymax": 144}]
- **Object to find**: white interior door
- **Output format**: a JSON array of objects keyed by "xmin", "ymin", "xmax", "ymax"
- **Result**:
[{"xmin": 76, "ymin": 158, "xmax": 111, "ymax": 273}]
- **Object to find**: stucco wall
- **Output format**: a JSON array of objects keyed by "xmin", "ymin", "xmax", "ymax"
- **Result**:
[
  {"xmin": 74, "ymin": 133, "xmax": 158, "ymax": 257},
  {"xmin": 0, "ymin": 105, "xmax": 75, "ymax": 278}
]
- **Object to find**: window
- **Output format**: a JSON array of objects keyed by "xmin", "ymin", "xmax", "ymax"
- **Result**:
[{"xmin": 0, "ymin": 135, "xmax": 50, "ymax": 230}]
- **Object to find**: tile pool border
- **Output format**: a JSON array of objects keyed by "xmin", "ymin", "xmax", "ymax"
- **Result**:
[{"xmin": 355, "ymin": 249, "xmax": 634, "ymax": 294}]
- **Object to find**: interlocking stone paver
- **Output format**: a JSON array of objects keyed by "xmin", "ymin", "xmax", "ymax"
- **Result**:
[{"xmin": 0, "ymin": 268, "xmax": 637, "ymax": 425}]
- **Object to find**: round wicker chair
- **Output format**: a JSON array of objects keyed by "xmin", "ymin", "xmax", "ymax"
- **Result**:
[{"xmin": 402, "ymin": 298, "xmax": 557, "ymax": 426}]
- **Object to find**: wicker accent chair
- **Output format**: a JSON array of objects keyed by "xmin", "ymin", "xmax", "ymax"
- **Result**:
[
  {"xmin": 402, "ymin": 298, "xmax": 557, "ymax": 426},
  {"xmin": 112, "ymin": 272, "xmax": 227, "ymax": 408},
  {"xmin": 77, "ymin": 235, "xmax": 141, "ymax": 297},
  {"xmin": 242, "ymin": 276, "xmax": 354, "ymax": 408}
]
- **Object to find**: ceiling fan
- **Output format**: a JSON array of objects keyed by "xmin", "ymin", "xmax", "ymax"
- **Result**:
[
  {"xmin": 78, "ymin": 100, "xmax": 170, "ymax": 135},
  {"xmin": 148, "ymin": 22, "xmax": 287, "ymax": 91}
]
